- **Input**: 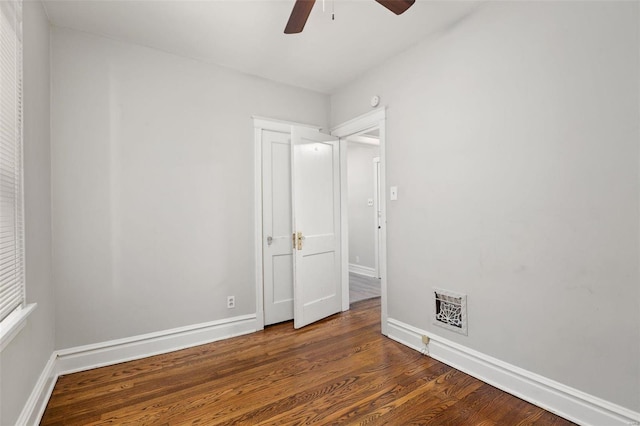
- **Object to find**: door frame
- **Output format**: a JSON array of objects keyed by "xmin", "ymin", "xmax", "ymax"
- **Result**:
[
  {"xmin": 331, "ymin": 108, "xmax": 388, "ymax": 335},
  {"xmin": 252, "ymin": 116, "xmax": 322, "ymax": 330},
  {"xmin": 373, "ymin": 156, "xmax": 381, "ymax": 280},
  {"xmin": 252, "ymin": 109, "xmax": 387, "ymax": 335}
]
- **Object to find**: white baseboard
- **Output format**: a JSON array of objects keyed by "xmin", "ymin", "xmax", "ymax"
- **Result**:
[
  {"xmin": 387, "ymin": 318, "xmax": 640, "ymax": 426},
  {"xmin": 55, "ymin": 313, "xmax": 258, "ymax": 375},
  {"xmin": 349, "ymin": 263, "xmax": 376, "ymax": 278},
  {"xmin": 18, "ymin": 313, "xmax": 259, "ymax": 425},
  {"xmin": 16, "ymin": 353, "xmax": 57, "ymax": 426}
]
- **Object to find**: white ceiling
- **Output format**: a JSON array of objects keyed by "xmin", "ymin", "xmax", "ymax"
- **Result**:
[{"xmin": 42, "ymin": 0, "xmax": 483, "ymax": 94}]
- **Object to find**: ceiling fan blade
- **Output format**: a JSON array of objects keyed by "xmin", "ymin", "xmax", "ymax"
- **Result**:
[
  {"xmin": 284, "ymin": 0, "xmax": 316, "ymax": 34},
  {"xmin": 375, "ymin": 0, "xmax": 415, "ymax": 15}
]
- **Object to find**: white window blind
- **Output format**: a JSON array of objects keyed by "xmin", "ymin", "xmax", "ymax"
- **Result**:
[{"xmin": 0, "ymin": 0, "xmax": 24, "ymax": 323}]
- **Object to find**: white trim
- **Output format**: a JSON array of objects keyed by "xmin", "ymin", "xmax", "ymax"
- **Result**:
[
  {"xmin": 56, "ymin": 314, "xmax": 258, "ymax": 375},
  {"xmin": 349, "ymin": 263, "xmax": 376, "ymax": 278},
  {"xmin": 372, "ymin": 156, "xmax": 380, "ymax": 279},
  {"xmin": 254, "ymin": 125, "xmax": 265, "ymax": 331},
  {"xmin": 332, "ymin": 108, "xmax": 388, "ymax": 335},
  {"xmin": 0, "ymin": 303, "xmax": 37, "ymax": 352},
  {"xmin": 16, "ymin": 352, "xmax": 57, "ymax": 426},
  {"xmin": 339, "ymin": 138, "xmax": 350, "ymax": 311},
  {"xmin": 18, "ymin": 314, "xmax": 258, "ymax": 425},
  {"xmin": 252, "ymin": 116, "xmax": 321, "ymax": 132},
  {"xmin": 331, "ymin": 108, "xmax": 386, "ymax": 137},
  {"xmin": 387, "ymin": 318, "xmax": 640, "ymax": 426},
  {"xmin": 378, "ymin": 118, "xmax": 388, "ymax": 335}
]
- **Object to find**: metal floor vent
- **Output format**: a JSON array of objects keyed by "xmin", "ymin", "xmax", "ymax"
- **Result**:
[{"xmin": 433, "ymin": 288, "xmax": 467, "ymax": 335}]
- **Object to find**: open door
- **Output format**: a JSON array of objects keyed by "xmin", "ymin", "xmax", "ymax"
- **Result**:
[
  {"xmin": 291, "ymin": 127, "xmax": 342, "ymax": 329},
  {"xmin": 262, "ymin": 130, "xmax": 294, "ymax": 325}
]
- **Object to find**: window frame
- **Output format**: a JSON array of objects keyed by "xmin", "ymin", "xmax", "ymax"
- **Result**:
[{"xmin": 0, "ymin": 0, "xmax": 35, "ymax": 352}]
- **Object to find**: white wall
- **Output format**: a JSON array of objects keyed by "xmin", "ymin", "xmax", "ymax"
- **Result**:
[
  {"xmin": 0, "ymin": 1, "xmax": 54, "ymax": 424},
  {"xmin": 331, "ymin": 1, "xmax": 639, "ymax": 412},
  {"xmin": 347, "ymin": 143, "xmax": 379, "ymax": 271},
  {"xmin": 51, "ymin": 27, "xmax": 329, "ymax": 349}
]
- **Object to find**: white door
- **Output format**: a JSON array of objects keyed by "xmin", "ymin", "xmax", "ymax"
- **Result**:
[
  {"xmin": 291, "ymin": 127, "xmax": 342, "ymax": 329},
  {"xmin": 262, "ymin": 130, "xmax": 294, "ymax": 325}
]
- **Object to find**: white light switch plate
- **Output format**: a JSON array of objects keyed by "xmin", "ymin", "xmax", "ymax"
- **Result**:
[{"xmin": 390, "ymin": 186, "xmax": 398, "ymax": 201}]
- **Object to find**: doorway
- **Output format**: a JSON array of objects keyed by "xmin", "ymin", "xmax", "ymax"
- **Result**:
[
  {"xmin": 254, "ymin": 109, "xmax": 388, "ymax": 335},
  {"xmin": 345, "ymin": 132, "xmax": 381, "ymax": 304},
  {"xmin": 333, "ymin": 108, "xmax": 388, "ymax": 335}
]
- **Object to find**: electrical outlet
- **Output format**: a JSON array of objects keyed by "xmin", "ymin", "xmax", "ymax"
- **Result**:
[
  {"xmin": 227, "ymin": 296, "xmax": 235, "ymax": 309},
  {"xmin": 355, "ymin": 255, "xmax": 360, "ymax": 263},
  {"xmin": 422, "ymin": 335, "xmax": 430, "ymax": 345}
]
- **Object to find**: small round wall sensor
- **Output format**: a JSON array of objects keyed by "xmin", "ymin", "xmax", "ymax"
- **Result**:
[{"xmin": 370, "ymin": 95, "xmax": 380, "ymax": 108}]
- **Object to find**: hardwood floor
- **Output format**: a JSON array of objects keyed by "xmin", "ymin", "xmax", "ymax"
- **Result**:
[{"xmin": 41, "ymin": 299, "xmax": 575, "ymax": 425}]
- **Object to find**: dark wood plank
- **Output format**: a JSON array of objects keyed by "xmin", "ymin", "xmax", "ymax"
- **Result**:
[{"xmin": 41, "ymin": 298, "xmax": 576, "ymax": 425}]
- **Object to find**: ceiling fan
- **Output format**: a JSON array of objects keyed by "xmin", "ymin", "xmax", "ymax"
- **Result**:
[{"xmin": 284, "ymin": 0, "xmax": 416, "ymax": 34}]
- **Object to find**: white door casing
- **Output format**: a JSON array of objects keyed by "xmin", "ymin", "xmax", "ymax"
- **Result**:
[
  {"xmin": 291, "ymin": 127, "xmax": 342, "ymax": 329},
  {"xmin": 373, "ymin": 156, "xmax": 381, "ymax": 279},
  {"xmin": 253, "ymin": 117, "xmax": 322, "ymax": 330},
  {"xmin": 332, "ymin": 108, "xmax": 388, "ymax": 335},
  {"xmin": 262, "ymin": 130, "xmax": 294, "ymax": 325},
  {"xmin": 254, "ymin": 112, "xmax": 385, "ymax": 332}
]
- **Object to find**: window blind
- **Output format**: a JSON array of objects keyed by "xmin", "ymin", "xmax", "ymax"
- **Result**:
[{"xmin": 0, "ymin": 0, "xmax": 24, "ymax": 322}]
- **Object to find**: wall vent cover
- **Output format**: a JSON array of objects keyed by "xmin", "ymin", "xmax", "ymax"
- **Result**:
[{"xmin": 433, "ymin": 288, "xmax": 467, "ymax": 335}]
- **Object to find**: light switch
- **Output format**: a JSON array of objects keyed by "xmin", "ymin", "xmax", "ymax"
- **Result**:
[
  {"xmin": 367, "ymin": 198, "xmax": 374, "ymax": 206},
  {"xmin": 390, "ymin": 186, "xmax": 398, "ymax": 201}
]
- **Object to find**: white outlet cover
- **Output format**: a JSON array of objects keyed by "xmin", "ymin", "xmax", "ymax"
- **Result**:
[{"xmin": 367, "ymin": 198, "xmax": 374, "ymax": 206}]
